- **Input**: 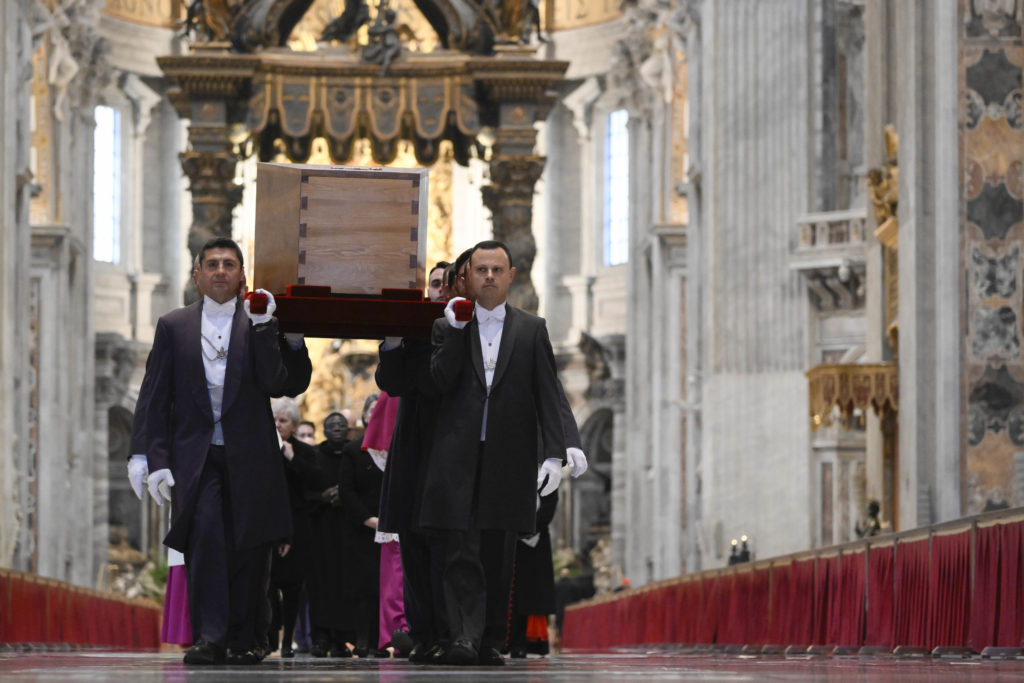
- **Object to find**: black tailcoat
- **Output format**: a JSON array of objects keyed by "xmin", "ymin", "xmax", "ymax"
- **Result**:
[
  {"xmin": 271, "ymin": 436, "xmax": 322, "ymax": 584},
  {"xmin": 143, "ymin": 301, "xmax": 302, "ymax": 552},
  {"xmin": 339, "ymin": 441, "xmax": 383, "ymax": 597},
  {"xmin": 375, "ymin": 338, "xmax": 440, "ymax": 534},
  {"xmin": 422, "ymin": 305, "xmax": 565, "ymax": 533},
  {"xmin": 513, "ymin": 489, "xmax": 558, "ymax": 615}
]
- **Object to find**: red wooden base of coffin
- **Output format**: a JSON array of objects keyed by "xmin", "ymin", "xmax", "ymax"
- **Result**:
[{"xmin": 272, "ymin": 285, "xmax": 444, "ymax": 339}]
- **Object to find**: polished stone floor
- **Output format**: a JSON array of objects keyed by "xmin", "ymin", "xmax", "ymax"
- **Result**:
[{"xmin": 2, "ymin": 647, "xmax": 1024, "ymax": 681}]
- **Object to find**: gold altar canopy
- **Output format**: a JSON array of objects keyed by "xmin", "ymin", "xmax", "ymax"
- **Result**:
[{"xmin": 159, "ymin": 0, "xmax": 567, "ymax": 311}]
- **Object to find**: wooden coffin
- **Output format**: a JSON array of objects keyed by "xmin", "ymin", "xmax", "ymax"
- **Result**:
[
  {"xmin": 252, "ymin": 163, "xmax": 438, "ymax": 339},
  {"xmin": 253, "ymin": 162, "xmax": 428, "ymax": 295}
]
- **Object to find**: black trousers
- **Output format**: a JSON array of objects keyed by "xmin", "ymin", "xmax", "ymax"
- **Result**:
[
  {"xmin": 400, "ymin": 529, "xmax": 448, "ymax": 647},
  {"xmin": 184, "ymin": 445, "xmax": 268, "ymax": 650},
  {"xmin": 440, "ymin": 464, "xmax": 517, "ymax": 651}
]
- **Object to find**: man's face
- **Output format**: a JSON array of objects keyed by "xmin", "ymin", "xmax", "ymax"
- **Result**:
[
  {"xmin": 428, "ymin": 267, "xmax": 447, "ymax": 302},
  {"xmin": 324, "ymin": 415, "xmax": 348, "ymax": 442},
  {"xmin": 454, "ymin": 264, "xmax": 469, "ymax": 299},
  {"xmin": 193, "ymin": 247, "xmax": 244, "ymax": 304},
  {"xmin": 275, "ymin": 413, "xmax": 295, "ymax": 440},
  {"xmin": 468, "ymin": 248, "xmax": 515, "ymax": 309},
  {"xmin": 296, "ymin": 423, "xmax": 316, "ymax": 445}
]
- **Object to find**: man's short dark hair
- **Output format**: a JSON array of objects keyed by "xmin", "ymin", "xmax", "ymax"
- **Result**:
[
  {"xmin": 469, "ymin": 240, "xmax": 513, "ymax": 269},
  {"xmin": 299, "ymin": 420, "xmax": 315, "ymax": 430},
  {"xmin": 454, "ymin": 248, "xmax": 474, "ymax": 276},
  {"xmin": 431, "ymin": 261, "xmax": 451, "ymax": 275},
  {"xmin": 197, "ymin": 237, "xmax": 244, "ymax": 270}
]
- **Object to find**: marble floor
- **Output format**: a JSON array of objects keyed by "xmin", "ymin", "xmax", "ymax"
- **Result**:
[{"xmin": 1, "ymin": 647, "xmax": 1023, "ymax": 681}]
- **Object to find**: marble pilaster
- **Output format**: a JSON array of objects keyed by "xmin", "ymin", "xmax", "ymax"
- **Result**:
[{"xmin": 0, "ymin": 0, "xmax": 36, "ymax": 571}]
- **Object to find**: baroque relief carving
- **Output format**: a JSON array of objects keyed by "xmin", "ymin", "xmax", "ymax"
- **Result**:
[{"xmin": 607, "ymin": 0, "xmax": 689, "ymax": 114}]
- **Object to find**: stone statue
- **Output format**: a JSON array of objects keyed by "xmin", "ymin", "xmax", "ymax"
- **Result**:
[
  {"xmin": 362, "ymin": 6, "xmax": 402, "ymax": 75},
  {"xmin": 320, "ymin": 0, "xmax": 371, "ymax": 45},
  {"xmin": 182, "ymin": 0, "xmax": 315, "ymax": 52}
]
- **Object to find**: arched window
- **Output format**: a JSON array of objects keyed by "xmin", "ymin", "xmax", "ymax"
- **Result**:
[
  {"xmin": 93, "ymin": 105, "xmax": 122, "ymax": 264},
  {"xmin": 603, "ymin": 109, "xmax": 629, "ymax": 266}
]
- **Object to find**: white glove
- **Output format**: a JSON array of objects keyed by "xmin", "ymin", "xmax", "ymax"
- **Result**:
[
  {"xmin": 127, "ymin": 454, "xmax": 148, "ymax": 500},
  {"xmin": 147, "ymin": 468, "xmax": 175, "ymax": 506},
  {"xmin": 382, "ymin": 336, "xmax": 402, "ymax": 350},
  {"xmin": 244, "ymin": 289, "xmax": 276, "ymax": 325},
  {"xmin": 283, "ymin": 332, "xmax": 304, "ymax": 349},
  {"xmin": 538, "ymin": 458, "xmax": 563, "ymax": 496},
  {"xmin": 566, "ymin": 447, "xmax": 589, "ymax": 478},
  {"xmin": 444, "ymin": 297, "xmax": 470, "ymax": 330}
]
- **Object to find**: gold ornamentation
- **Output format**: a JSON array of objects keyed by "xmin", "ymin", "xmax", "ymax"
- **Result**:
[
  {"xmin": 103, "ymin": 0, "xmax": 182, "ymax": 28},
  {"xmin": 867, "ymin": 124, "xmax": 899, "ymax": 358},
  {"xmin": 807, "ymin": 363, "xmax": 899, "ymax": 431}
]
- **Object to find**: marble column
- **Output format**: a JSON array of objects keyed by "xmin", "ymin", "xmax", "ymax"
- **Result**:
[
  {"xmin": 481, "ymin": 129, "xmax": 546, "ymax": 314},
  {"xmin": 180, "ymin": 99, "xmax": 244, "ymax": 303},
  {"xmin": 0, "ymin": 0, "xmax": 35, "ymax": 571}
]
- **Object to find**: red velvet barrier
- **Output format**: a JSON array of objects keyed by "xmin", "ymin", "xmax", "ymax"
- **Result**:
[
  {"xmin": 892, "ymin": 538, "xmax": 930, "ymax": 648},
  {"xmin": 812, "ymin": 555, "xmax": 837, "ymax": 645},
  {"xmin": 997, "ymin": 522, "xmax": 1024, "ymax": 646},
  {"xmin": 675, "ymin": 578, "xmax": 702, "ymax": 644},
  {"xmin": 0, "ymin": 569, "xmax": 160, "ymax": 648},
  {"xmin": 718, "ymin": 573, "xmax": 742, "ymax": 645},
  {"xmin": 747, "ymin": 567, "xmax": 771, "ymax": 645},
  {"xmin": 970, "ymin": 521, "xmax": 1024, "ymax": 648},
  {"xmin": 831, "ymin": 550, "xmax": 866, "ymax": 647},
  {"xmin": 771, "ymin": 560, "xmax": 815, "ymax": 646},
  {"xmin": 695, "ymin": 575, "xmax": 719, "ymax": 643},
  {"xmin": 766, "ymin": 562, "xmax": 791, "ymax": 644},
  {"xmin": 969, "ymin": 524, "xmax": 999, "ymax": 650},
  {"xmin": 864, "ymin": 544, "xmax": 894, "ymax": 647},
  {"xmin": 928, "ymin": 531, "xmax": 970, "ymax": 647},
  {"xmin": 562, "ymin": 515, "xmax": 1024, "ymax": 653}
]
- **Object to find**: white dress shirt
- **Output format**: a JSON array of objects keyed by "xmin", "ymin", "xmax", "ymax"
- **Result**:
[
  {"xmin": 201, "ymin": 296, "xmax": 235, "ymax": 445},
  {"xmin": 476, "ymin": 301, "xmax": 506, "ymax": 441}
]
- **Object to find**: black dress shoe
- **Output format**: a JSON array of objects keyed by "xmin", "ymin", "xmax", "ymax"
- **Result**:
[
  {"xmin": 373, "ymin": 648, "xmax": 391, "ymax": 658},
  {"xmin": 352, "ymin": 646, "xmax": 369, "ymax": 658},
  {"xmin": 478, "ymin": 646, "xmax": 505, "ymax": 666},
  {"xmin": 427, "ymin": 643, "xmax": 447, "ymax": 665},
  {"xmin": 510, "ymin": 646, "xmax": 527, "ymax": 659},
  {"xmin": 391, "ymin": 629, "xmax": 414, "ymax": 657},
  {"xmin": 310, "ymin": 641, "xmax": 329, "ymax": 658},
  {"xmin": 226, "ymin": 648, "xmax": 260, "ymax": 665},
  {"xmin": 281, "ymin": 648, "xmax": 295, "ymax": 658},
  {"xmin": 183, "ymin": 639, "xmax": 225, "ymax": 665},
  {"xmin": 331, "ymin": 645, "xmax": 352, "ymax": 658},
  {"xmin": 445, "ymin": 638, "xmax": 478, "ymax": 665},
  {"xmin": 407, "ymin": 643, "xmax": 431, "ymax": 662}
]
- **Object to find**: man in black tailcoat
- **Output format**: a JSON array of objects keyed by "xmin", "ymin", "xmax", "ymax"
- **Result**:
[
  {"xmin": 423, "ymin": 240, "xmax": 567, "ymax": 666},
  {"xmin": 375, "ymin": 259, "xmax": 454, "ymax": 662},
  {"xmin": 130, "ymin": 237, "xmax": 308, "ymax": 665}
]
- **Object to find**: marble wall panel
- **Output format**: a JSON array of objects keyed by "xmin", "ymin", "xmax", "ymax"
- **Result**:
[{"xmin": 961, "ymin": 0, "xmax": 1024, "ymax": 512}]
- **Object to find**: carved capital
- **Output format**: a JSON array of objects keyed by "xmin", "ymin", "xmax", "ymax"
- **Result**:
[{"xmin": 482, "ymin": 153, "xmax": 546, "ymax": 313}]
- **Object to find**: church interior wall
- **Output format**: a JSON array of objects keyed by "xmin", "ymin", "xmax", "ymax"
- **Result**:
[
  {"xmin": 955, "ymin": 0, "xmax": 1023, "ymax": 518},
  {"xmin": 6, "ymin": 0, "xmax": 1016, "ymax": 602},
  {"xmin": 0, "ymin": 0, "xmax": 35, "ymax": 571},
  {"xmin": 694, "ymin": 0, "xmax": 819, "ymax": 563}
]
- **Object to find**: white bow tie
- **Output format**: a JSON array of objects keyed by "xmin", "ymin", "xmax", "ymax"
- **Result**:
[
  {"xmin": 204, "ymin": 296, "xmax": 236, "ymax": 318},
  {"xmin": 476, "ymin": 305, "xmax": 506, "ymax": 324}
]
